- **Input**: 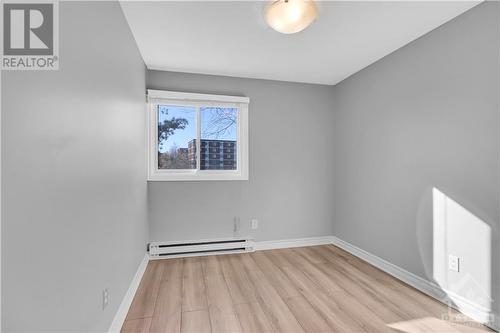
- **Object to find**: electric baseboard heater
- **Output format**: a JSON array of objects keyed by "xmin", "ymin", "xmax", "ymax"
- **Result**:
[{"xmin": 148, "ymin": 237, "xmax": 254, "ymax": 259}]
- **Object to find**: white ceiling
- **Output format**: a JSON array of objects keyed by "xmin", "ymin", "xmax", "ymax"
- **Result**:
[{"xmin": 120, "ymin": 1, "xmax": 479, "ymax": 85}]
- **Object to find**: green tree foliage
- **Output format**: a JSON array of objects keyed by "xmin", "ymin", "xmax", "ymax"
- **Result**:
[
  {"xmin": 157, "ymin": 108, "xmax": 190, "ymax": 169},
  {"xmin": 158, "ymin": 117, "xmax": 188, "ymax": 144}
]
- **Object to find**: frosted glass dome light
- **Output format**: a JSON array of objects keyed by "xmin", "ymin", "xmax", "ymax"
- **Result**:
[{"xmin": 264, "ymin": 0, "xmax": 318, "ymax": 34}]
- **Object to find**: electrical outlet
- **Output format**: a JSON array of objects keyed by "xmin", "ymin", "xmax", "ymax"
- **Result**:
[
  {"xmin": 448, "ymin": 255, "xmax": 460, "ymax": 272},
  {"xmin": 103, "ymin": 288, "xmax": 109, "ymax": 310},
  {"xmin": 251, "ymin": 219, "xmax": 259, "ymax": 230}
]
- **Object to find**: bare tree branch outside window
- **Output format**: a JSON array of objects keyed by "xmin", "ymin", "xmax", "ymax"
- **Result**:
[{"xmin": 201, "ymin": 107, "xmax": 237, "ymax": 139}]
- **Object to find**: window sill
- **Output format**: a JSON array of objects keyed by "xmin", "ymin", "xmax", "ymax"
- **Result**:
[{"xmin": 147, "ymin": 171, "xmax": 249, "ymax": 182}]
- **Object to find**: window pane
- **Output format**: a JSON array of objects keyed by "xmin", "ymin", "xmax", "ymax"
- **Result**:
[
  {"xmin": 157, "ymin": 105, "xmax": 196, "ymax": 169},
  {"xmin": 200, "ymin": 107, "xmax": 238, "ymax": 170}
]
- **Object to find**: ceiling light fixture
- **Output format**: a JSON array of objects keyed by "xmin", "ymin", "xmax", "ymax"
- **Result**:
[{"xmin": 264, "ymin": 0, "xmax": 318, "ymax": 34}]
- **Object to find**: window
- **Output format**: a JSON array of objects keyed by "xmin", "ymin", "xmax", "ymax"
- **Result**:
[{"xmin": 148, "ymin": 90, "xmax": 249, "ymax": 181}]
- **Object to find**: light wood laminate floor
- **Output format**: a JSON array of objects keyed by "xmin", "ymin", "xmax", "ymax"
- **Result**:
[{"xmin": 121, "ymin": 245, "xmax": 492, "ymax": 333}]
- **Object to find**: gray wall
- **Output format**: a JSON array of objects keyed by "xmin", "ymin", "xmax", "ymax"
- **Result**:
[
  {"xmin": 2, "ymin": 1, "xmax": 499, "ymax": 331},
  {"xmin": 147, "ymin": 71, "xmax": 335, "ymax": 242},
  {"xmin": 332, "ymin": 2, "xmax": 499, "ymax": 321},
  {"xmin": 1, "ymin": 2, "xmax": 148, "ymax": 332}
]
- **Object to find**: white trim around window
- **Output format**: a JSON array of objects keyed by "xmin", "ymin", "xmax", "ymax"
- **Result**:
[{"xmin": 147, "ymin": 90, "xmax": 249, "ymax": 181}]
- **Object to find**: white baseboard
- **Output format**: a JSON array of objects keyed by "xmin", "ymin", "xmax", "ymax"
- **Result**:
[
  {"xmin": 108, "ymin": 253, "xmax": 149, "ymax": 333},
  {"xmin": 331, "ymin": 236, "xmax": 499, "ymax": 332},
  {"xmin": 254, "ymin": 236, "xmax": 334, "ymax": 251}
]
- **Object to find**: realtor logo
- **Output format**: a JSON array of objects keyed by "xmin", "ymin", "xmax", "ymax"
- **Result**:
[{"xmin": 1, "ymin": 2, "xmax": 59, "ymax": 70}]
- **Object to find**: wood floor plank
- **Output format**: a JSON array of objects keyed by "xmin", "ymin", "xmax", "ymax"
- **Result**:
[
  {"xmin": 285, "ymin": 295, "xmax": 331, "ymax": 333},
  {"xmin": 251, "ymin": 251, "xmax": 301, "ymax": 299},
  {"xmin": 281, "ymin": 265, "xmax": 321, "ymax": 294},
  {"xmin": 387, "ymin": 315, "xmax": 468, "ymax": 333},
  {"xmin": 278, "ymin": 248, "xmax": 311, "ymax": 267},
  {"xmin": 284, "ymin": 262, "xmax": 380, "ymax": 332},
  {"xmin": 181, "ymin": 310, "xmax": 211, "ymax": 333},
  {"xmin": 325, "ymin": 289, "xmax": 394, "ymax": 333},
  {"xmin": 201, "ymin": 255, "xmax": 223, "ymax": 276},
  {"xmin": 318, "ymin": 246, "xmax": 491, "ymax": 332},
  {"xmin": 123, "ymin": 246, "xmax": 493, "ymax": 333},
  {"xmin": 235, "ymin": 302, "xmax": 276, "ymax": 333},
  {"xmin": 293, "ymin": 246, "xmax": 329, "ymax": 264},
  {"xmin": 264, "ymin": 249, "xmax": 295, "ymax": 268},
  {"xmin": 126, "ymin": 260, "xmax": 164, "ymax": 320},
  {"xmin": 150, "ymin": 259, "xmax": 184, "ymax": 333},
  {"xmin": 322, "ymin": 245, "xmax": 396, "ymax": 286},
  {"xmin": 318, "ymin": 247, "xmax": 451, "ymax": 321},
  {"xmin": 239, "ymin": 253, "xmax": 260, "ymax": 271},
  {"xmin": 297, "ymin": 287, "xmax": 368, "ymax": 332},
  {"xmin": 121, "ymin": 318, "xmax": 152, "ymax": 333},
  {"xmin": 321, "ymin": 244, "xmax": 353, "ymax": 262},
  {"xmin": 314, "ymin": 261, "xmax": 408, "ymax": 324},
  {"xmin": 285, "ymin": 249, "xmax": 342, "ymax": 293},
  {"xmin": 220, "ymin": 255, "xmax": 258, "ymax": 304},
  {"xmin": 182, "ymin": 257, "xmax": 207, "ymax": 312},
  {"xmin": 227, "ymin": 252, "xmax": 260, "ymax": 272},
  {"xmin": 201, "ymin": 256, "xmax": 243, "ymax": 333},
  {"xmin": 306, "ymin": 245, "xmax": 336, "ymax": 262},
  {"xmin": 246, "ymin": 268, "xmax": 305, "ymax": 332}
]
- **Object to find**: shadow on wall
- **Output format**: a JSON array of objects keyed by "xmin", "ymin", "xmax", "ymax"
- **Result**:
[{"xmin": 416, "ymin": 187, "xmax": 496, "ymax": 328}]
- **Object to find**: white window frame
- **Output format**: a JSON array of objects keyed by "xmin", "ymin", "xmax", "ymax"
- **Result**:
[{"xmin": 148, "ymin": 89, "xmax": 249, "ymax": 181}]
